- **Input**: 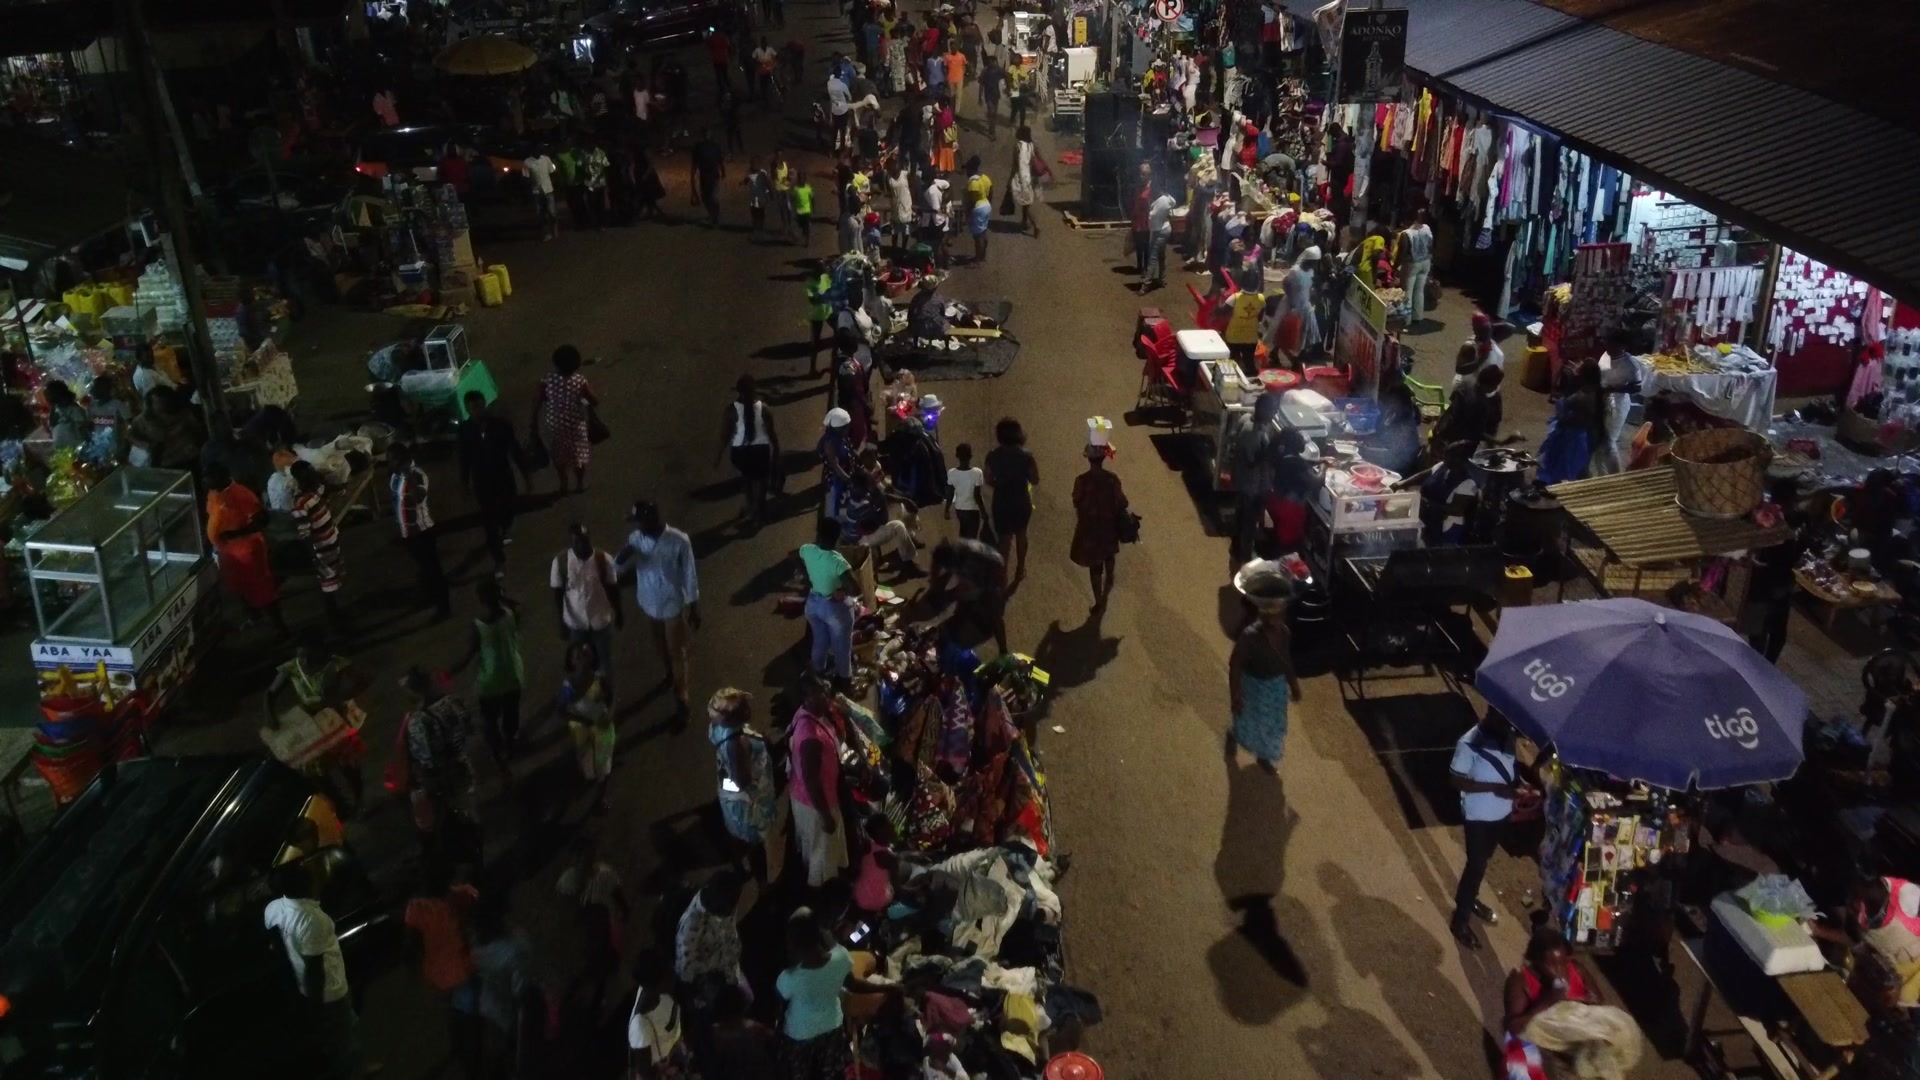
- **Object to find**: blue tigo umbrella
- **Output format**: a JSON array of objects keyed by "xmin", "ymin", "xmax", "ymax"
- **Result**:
[{"xmin": 1476, "ymin": 598, "xmax": 1807, "ymax": 790}]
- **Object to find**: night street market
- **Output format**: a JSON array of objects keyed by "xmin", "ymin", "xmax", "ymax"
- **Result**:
[{"xmin": 1, "ymin": 0, "xmax": 1919, "ymax": 1077}]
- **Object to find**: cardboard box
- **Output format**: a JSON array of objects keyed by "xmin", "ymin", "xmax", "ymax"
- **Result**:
[
  {"xmin": 438, "ymin": 261, "xmax": 479, "ymax": 289},
  {"xmin": 438, "ymin": 284, "xmax": 478, "ymax": 308},
  {"xmin": 440, "ymin": 231, "xmax": 475, "ymax": 268}
]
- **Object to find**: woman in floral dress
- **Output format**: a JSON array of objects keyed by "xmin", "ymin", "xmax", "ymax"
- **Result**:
[
  {"xmin": 885, "ymin": 27, "xmax": 909, "ymax": 97},
  {"xmin": 533, "ymin": 344, "xmax": 598, "ymax": 493}
]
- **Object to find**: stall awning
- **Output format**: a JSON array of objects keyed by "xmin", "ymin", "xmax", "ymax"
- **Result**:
[
  {"xmin": 1397, "ymin": 0, "xmax": 1920, "ymax": 309},
  {"xmin": 0, "ymin": 131, "xmax": 139, "ymax": 273},
  {"xmin": 1548, "ymin": 467, "xmax": 1784, "ymax": 568}
]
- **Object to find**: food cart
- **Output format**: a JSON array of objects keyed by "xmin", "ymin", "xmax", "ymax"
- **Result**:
[
  {"xmin": 23, "ymin": 467, "xmax": 219, "ymax": 715},
  {"xmin": 397, "ymin": 322, "xmax": 498, "ymax": 420}
]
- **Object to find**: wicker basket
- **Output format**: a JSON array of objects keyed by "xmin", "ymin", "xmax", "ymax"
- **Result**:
[{"xmin": 1671, "ymin": 429, "xmax": 1771, "ymax": 519}]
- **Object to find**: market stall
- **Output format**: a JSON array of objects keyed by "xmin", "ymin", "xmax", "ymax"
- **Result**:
[
  {"xmin": 774, "ymin": 589, "xmax": 1106, "ymax": 1076},
  {"xmin": 1547, "ymin": 465, "xmax": 1785, "ymax": 622},
  {"xmin": 1639, "ymin": 344, "xmax": 1777, "ymax": 433},
  {"xmin": 1474, "ymin": 598, "xmax": 1879, "ymax": 1071},
  {"xmin": 18, "ymin": 467, "xmax": 216, "ymax": 804}
]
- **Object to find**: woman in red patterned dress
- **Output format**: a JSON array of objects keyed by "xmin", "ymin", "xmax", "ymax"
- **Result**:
[{"xmin": 533, "ymin": 344, "xmax": 598, "ymax": 493}]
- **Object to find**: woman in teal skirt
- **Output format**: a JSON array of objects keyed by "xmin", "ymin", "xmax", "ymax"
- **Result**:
[{"xmin": 1228, "ymin": 603, "xmax": 1304, "ymax": 773}]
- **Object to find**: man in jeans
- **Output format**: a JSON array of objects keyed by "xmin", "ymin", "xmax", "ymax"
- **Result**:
[
  {"xmin": 1143, "ymin": 189, "xmax": 1177, "ymax": 291},
  {"xmin": 799, "ymin": 517, "xmax": 856, "ymax": 680},
  {"xmin": 390, "ymin": 443, "xmax": 451, "ymax": 619},
  {"xmin": 616, "ymin": 501, "xmax": 700, "ymax": 726},
  {"xmin": 1449, "ymin": 710, "xmax": 1523, "ymax": 949},
  {"xmin": 1400, "ymin": 207, "xmax": 1435, "ymax": 326},
  {"xmin": 550, "ymin": 523, "xmax": 623, "ymax": 700}
]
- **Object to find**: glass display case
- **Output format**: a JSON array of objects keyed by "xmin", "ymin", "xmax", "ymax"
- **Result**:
[
  {"xmin": 398, "ymin": 321, "xmax": 497, "ymax": 419},
  {"xmin": 25, "ymin": 468, "xmax": 216, "ymax": 710}
]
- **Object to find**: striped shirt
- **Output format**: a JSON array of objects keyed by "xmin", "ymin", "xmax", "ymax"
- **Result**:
[
  {"xmin": 291, "ymin": 490, "xmax": 344, "ymax": 592},
  {"xmin": 391, "ymin": 467, "xmax": 433, "ymax": 537}
]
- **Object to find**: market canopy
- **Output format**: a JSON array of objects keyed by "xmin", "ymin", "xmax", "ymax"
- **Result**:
[
  {"xmin": 433, "ymin": 35, "xmax": 539, "ymax": 76},
  {"xmin": 1476, "ymin": 598, "xmax": 1806, "ymax": 789},
  {"xmin": 1397, "ymin": 0, "xmax": 1920, "ymax": 309},
  {"xmin": 0, "ymin": 131, "xmax": 139, "ymax": 274}
]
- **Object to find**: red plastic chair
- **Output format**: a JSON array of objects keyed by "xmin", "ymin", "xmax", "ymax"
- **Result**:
[
  {"xmin": 1188, "ymin": 281, "xmax": 1237, "ymax": 333},
  {"xmin": 1136, "ymin": 330, "xmax": 1189, "ymax": 425}
]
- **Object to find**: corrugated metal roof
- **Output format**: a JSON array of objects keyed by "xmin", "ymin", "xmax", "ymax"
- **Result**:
[
  {"xmin": 1399, "ymin": 1, "xmax": 1920, "ymax": 307},
  {"xmin": 1400, "ymin": 0, "xmax": 1580, "ymax": 80}
]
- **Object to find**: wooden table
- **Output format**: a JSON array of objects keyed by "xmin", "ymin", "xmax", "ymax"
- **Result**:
[
  {"xmin": 1777, "ymin": 970, "xmax": 1869, "ymax": 1051},
  {"xmin": 1794, "ymin": 569, "xmax": 1899, "ymax": 631}
]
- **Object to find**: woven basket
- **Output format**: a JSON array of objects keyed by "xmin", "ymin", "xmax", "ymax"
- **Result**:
[{"xmin": 1672, "ymin": 428, "xmax": 1771, "ymax": 519}]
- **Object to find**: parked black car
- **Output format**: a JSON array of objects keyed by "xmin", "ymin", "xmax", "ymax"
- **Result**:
[
  {"xmin": 0, "ymin": 757, "xmax": 397, "ymax": 1079},
  {"xmin": 584, "ymin": 0, "xmax": 747, "ymax": 50}
]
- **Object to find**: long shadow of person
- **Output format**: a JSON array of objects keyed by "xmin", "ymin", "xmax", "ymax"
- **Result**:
[
  {"xmin": 1029, "ymin": 615, "xmax": 1123, "ymax": 693},
  {"xmin": 1206, "ymin": 761, "xmax": 1308, "ymax": 1025},
  {"xmin": 1319, "ymin": 861, "xmax": 1505, "ymax": 1077}
]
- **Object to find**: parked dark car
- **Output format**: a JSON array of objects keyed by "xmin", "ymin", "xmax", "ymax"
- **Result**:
[
  {"xmin": 0, "ymin": 757, "xmax": 397, "ymax": 1079},
  {"xmin": 584, "ymin": 0, "xmax": 746, "ymax": 50}
]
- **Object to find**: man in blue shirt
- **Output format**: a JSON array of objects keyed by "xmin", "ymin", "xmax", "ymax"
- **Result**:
[
  {"xmin": 616, "ymin": 501, "xmax": 700, "ymax": 726},
  {"xmin": 1450, "ymin": 710, "xmax": 1523, "ymax": 949}
]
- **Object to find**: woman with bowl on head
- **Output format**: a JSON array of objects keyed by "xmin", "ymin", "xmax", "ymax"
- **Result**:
[{"xmin": 1228, "ymin": 571, "xmax": 1303, "ymax": 774}]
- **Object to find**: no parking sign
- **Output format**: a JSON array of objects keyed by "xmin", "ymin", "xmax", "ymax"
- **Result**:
[{"xmin": 1153, "ymin": 0, "xmax": 1183, "ymax": 21}]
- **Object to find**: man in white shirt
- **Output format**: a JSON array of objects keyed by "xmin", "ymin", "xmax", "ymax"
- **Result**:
[
  {"xmin": 1595, "ymin": 328, "xmax": 1643, "ymax": 475},
  {"xmin": 826, "ymin": 71, "xmax": 852, "ymax": 150},
  {"xmin": 751, "ymin": 39, "xmax": 780, "ymax": 102},
  {"xmin": 1451, "ymin": 311, "xmax": 1507, "ymax": 392},
  {"xmin": 1143, "ymin": 191, "xmax": 1177, "ymax": 290},
  {"xmin": 920, "ymin": 176, "xmax": 951, "ymax": 264},
  {"xmin": 264, "ymin": 868, "xmax": 360, "ymax": 1079},
  {"xmin": 1449, "ymin": 710, "xmax": 1523, "ymax": 949},
  {"xmin": 551, "ymin": 523, "xmax": 623, "ymax": 698},
  {"xmin": 523, "ymin": 151, "xmax": 559, "ymax": 241},
  {"xmin": 615, "ymin": 501, "xmax": 700, "ymax": 725}
]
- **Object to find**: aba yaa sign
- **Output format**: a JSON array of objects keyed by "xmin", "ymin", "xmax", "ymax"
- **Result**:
[{"xmin": 33, "ymin": 574, "xmax": 202, "ymax": 671}]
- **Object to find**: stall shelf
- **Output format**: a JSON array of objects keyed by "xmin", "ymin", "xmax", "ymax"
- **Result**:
[
  {"xmin": 1548, "ymin": 467, "xmax": 1782, "ymax": 619},
  {"xmin": 23, "ymin": 467, "xmax": 218, "ymax": 712}
]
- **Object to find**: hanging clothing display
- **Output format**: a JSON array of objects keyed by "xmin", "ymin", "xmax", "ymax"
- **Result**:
[{"xmin": 1667, "ymin": 266, "xmax": 1760, "ymax": 339}]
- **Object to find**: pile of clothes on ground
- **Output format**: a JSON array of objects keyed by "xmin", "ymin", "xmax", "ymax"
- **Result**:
[{"xmin": 822, "ymin": 629, "xmax": 1101, "ymax": 1078}]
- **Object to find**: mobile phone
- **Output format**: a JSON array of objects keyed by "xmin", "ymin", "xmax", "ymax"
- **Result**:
[
  {"xmin": 721, "ymin": 777, "xmax": 742, "ymax": 794},
  {"xmin": 846, "ymin": 921, "xmax": 871, "ymax": 944}
]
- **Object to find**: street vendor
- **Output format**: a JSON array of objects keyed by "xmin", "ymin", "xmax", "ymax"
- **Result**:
[
  {"xmin": 906, "ymin": 276, "xmax": 1001, "ymax": 337},
  {"xmin": 1417, "ymin": 441, "xmax": 1481, "ymax": 546},
  {"xmin": 917, "ymin": 537, "xmax": 1008, "ymax": 656},
  {"xmin": 1815, "ymin": 875, "xmax": 1920, "ymax": 1006},
  {"xmin": 367, "ymin": 338, "xmax": 426, "ymax": 384},
  {"xmin": 262, "ymin": 632, "xmax": 370, "ymax": 817}
]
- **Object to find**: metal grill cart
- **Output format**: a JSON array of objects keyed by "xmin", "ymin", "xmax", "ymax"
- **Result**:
[
  {"xmin": 22, "ymin": 468, "xmax": 218, "ymax": 715},
  {"xmin": 1548, "ymin": 467, "xmax": 1784, "ymax": 622}
]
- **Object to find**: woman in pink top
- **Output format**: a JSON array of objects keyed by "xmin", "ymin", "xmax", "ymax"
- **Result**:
[{"xmin": 788, "ymin": 675, "xmax": 848, "ymax": 888}]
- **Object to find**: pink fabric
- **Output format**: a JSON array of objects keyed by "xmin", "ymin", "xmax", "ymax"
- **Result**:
[{"xmin": 787, "ymin": 707, "xmax": 839, "ymax": 810}]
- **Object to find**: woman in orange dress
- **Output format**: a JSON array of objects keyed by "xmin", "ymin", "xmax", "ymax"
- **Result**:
[{"xmin": 204, "ymin": 462, "xmax": 285, "ymax": 630}]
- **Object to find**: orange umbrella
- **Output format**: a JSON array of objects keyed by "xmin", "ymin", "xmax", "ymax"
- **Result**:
[{"xmin": 434, "ymin": 35, "xmax": 539, "ymax": 77}]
